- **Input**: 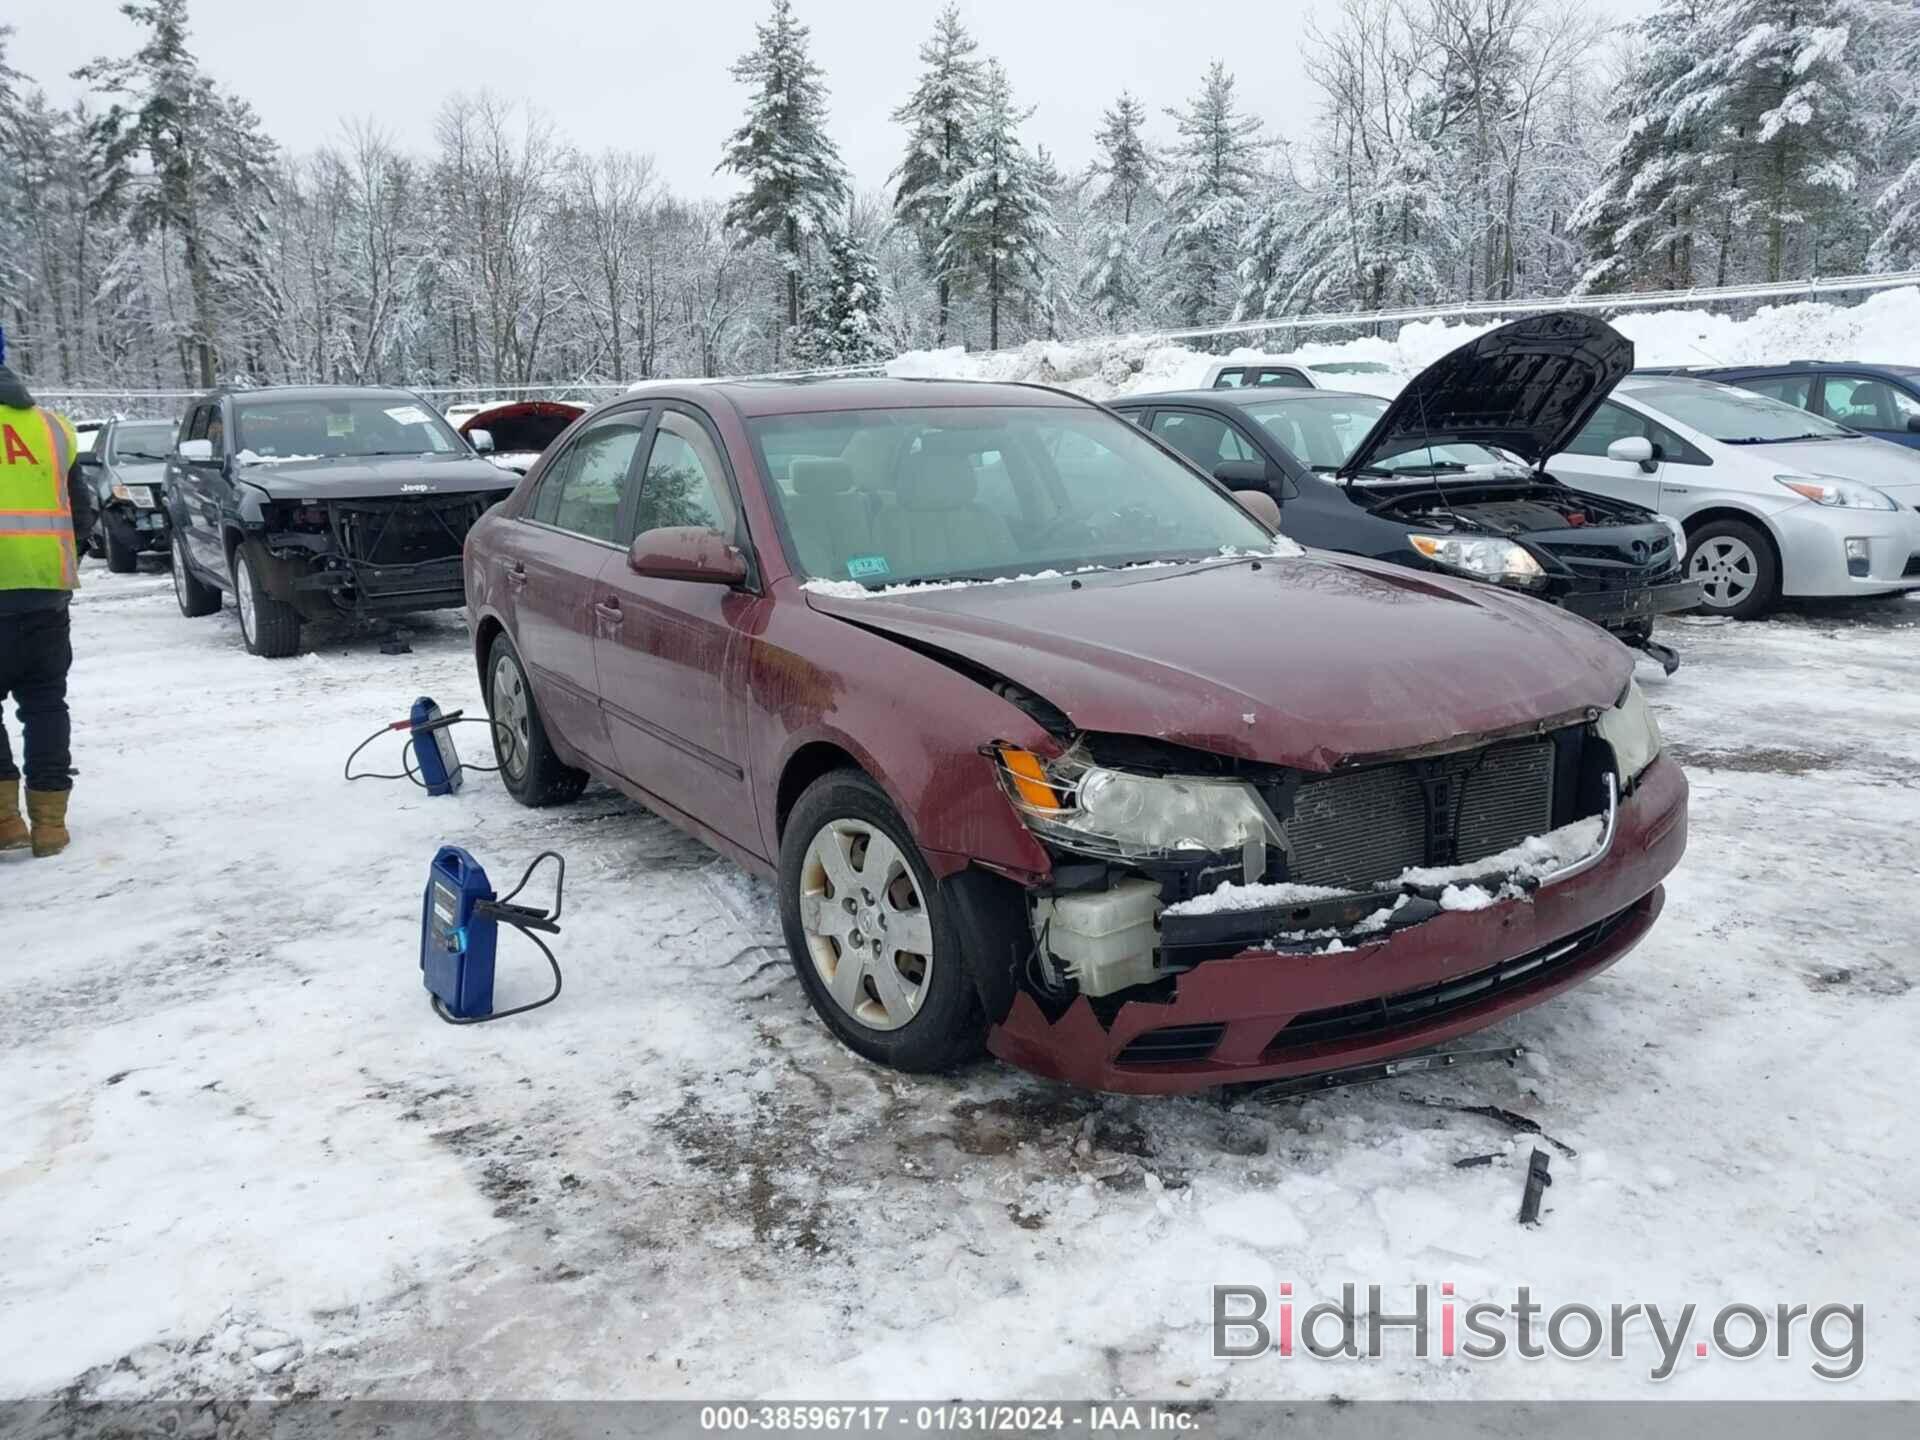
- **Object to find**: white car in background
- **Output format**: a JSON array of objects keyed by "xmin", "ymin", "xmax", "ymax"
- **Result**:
[
  {"xmin": 1202, "ymin": 356, "xmax": 1404, "ymax": 397},
  {"xmin": 1547, "ymin": 374, "xmax": 1920, "ymax": 619}
]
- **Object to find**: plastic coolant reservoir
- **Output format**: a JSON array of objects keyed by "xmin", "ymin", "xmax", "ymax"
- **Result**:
[{"xmin": 1034, "ymin": 877, "xmax": 1163, "ymax": 998}]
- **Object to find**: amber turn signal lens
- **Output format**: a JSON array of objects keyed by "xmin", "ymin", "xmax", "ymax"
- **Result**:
[{"xmin": 997, "ymin": 746, "xmax": 1060, "ymax": 810}]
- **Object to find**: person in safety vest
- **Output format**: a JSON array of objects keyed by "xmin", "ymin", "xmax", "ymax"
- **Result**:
[{"xmin": 0, "ymin": 327, "xmax": 94, "ymax": 858}]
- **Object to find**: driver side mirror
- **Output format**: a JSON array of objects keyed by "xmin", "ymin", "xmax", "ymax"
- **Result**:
[
  {"xmin": 75, "ymin": 449, "xmax": 101, "ymax": 467},
  {"xmin": 178, "ymin": 439, "xmax": 213, "ymax": 463},
  {"xmin": 1906, "ymin": 416, "xmax": 1920, "ymax": 434},
  {"xmin": 628, "ymin": 526, "xmax": 748, "ymax": 586},
  {"xmin": 1606, "ymin": 435, "xmax": 1657, "ymax": 473},
  {"xmin": 1212, "ymin": 458, "xmax": 1279, "ymax": 502},
  {"xmin": 468, "ymin": 428, "xmax": 496, "ymax": 454}
]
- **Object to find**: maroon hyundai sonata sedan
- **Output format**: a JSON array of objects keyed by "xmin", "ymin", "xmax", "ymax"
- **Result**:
[{"xmin": 465, "ymin": 377, "xmax": 1687, "ymax": 1093}]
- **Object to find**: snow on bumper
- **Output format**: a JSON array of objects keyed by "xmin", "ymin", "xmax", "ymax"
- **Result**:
[{"xmin": 986, "ymin": 753, "xmax": 1688, "ymax": 1095}]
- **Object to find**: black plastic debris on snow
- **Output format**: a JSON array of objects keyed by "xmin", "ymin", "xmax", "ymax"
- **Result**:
[{"xmin": 1518, "ymin": 1146, "xmax": 1553, "ymax": 1225}]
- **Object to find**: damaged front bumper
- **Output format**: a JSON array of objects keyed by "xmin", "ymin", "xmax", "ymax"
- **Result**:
[
  {"xmin": 985, "ymin": 754, "xmax": 1687, "ymax": 1094},
  {"xmin": 1560, "ymin": 577, "xmax": 1703, "ymax": 627},
  {"xmin": 249, "ymin": 493, "xmax": 503, "ymax": 620}
]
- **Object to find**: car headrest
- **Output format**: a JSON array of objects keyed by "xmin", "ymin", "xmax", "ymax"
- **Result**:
[
  {"xmin": 900, "ymin": 448, "xmax": 978, "ymax": 510},
  {"xmin": 789, "ymin": 457, "xmax": 856, "ymax": 496}
]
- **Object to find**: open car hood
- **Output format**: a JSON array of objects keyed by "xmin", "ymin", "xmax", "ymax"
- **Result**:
[
  {"xmin": 1337, "ymin": 312, "xmax": 1633, "ymax": 479},
  {"xmin": 805, "ymin": 556, "xmax": 1632, "ymax": 772}
]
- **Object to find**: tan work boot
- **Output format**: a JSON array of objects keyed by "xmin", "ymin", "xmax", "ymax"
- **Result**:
[
  {"xmin": 26, "ymin": 788, "xmax": 70, "ymax": 857},
  {"xmin": 0, "ymin": 778, "xmax": 25, "ymax": 852}
]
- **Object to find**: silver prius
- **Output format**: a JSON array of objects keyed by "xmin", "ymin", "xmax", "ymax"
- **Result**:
[{"xmin": 1546, "ymin": 374, "xmax": 1920, "ymax": 618}]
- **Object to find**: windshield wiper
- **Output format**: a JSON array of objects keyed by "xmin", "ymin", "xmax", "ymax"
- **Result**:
[{"xmin": 1722, "ymin": 432, "xmax": 1836, "ymax": 445}]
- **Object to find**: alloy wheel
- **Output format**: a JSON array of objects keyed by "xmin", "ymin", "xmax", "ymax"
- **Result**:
[
  {"xmin": 798, "ymin": 819, "xmax": 935, "ymax": 1032},
  {"xmin": 235, "ymin": 551, "xmax": 258, "ymax": 642},
  {"xmin": 1689, "ymin": 534, "xmax": 1758, "ymax": 610},
  {"xmin": 490, "ymin": 652, "xmax": 530, "ymax": 781}
]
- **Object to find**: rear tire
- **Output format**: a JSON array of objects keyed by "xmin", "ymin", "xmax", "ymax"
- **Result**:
[
  {"xmin": 171, "ymin": 533, "xmax": 221, "ymax": 617},
  {"xmin": 487, "ymin": 633, "xmax": 588, "ymax": 807},
  {"xmin": 1686, "ymin": 516, "xmax": 1778, "ymax": 620},
  {"xmin": 105, "ymin": 520, "xmax": 139, "ymax": 573},
  {"xmin": 233, "ymin": 544, "xmax": 303, "ymax": 658},
  {"xmin": 778, "ymin": 769, "xmax": 985, "ymax": 1074}
]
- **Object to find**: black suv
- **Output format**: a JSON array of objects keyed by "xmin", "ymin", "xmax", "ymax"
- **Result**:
[
  {"xmin": 1115, "ymin": 314, "xmax": 1702, "ymax": 672},
  {"xmin": 164, "ymin": 385, "xmax": 518, "ymax": 657},
  {"xmin": 75, "ymin": 418, "xmax": 179, "ymax": 570}
]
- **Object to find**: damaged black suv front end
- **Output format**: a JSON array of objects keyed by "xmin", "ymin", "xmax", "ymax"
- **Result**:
[{"xmin": 247, "ymin": 487, "xmax": 510, "ymax": 620}]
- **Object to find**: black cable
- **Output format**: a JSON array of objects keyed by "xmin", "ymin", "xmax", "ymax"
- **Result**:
[
  {"xmin": 429, "ymin": 851, "xmax": 566, "ymax": 1026},
  {"xmin": 344, "ymin": 714, "xmax": 514, "ymax": 785}
]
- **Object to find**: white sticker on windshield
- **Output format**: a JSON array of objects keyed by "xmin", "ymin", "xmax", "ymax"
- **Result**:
[{"xmin": 384, "ymin": 405, "xmax": 434, "ymax": 426}]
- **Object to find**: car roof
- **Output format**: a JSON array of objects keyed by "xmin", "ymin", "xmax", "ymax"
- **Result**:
[
  {"xmin": 1114, "ymin": 387, "xmax": 1379, "ymax": 407},
  {"xmin": 207, "ymin": 384, "xmax": 430, "ymax": 404},
  {"xmin": 625, "ymin": 376, "xmax": 1089, "ymax": 418}
]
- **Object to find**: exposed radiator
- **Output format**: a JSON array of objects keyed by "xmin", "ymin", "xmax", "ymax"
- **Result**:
[{"xmin": 1285, "ymin": 739, "xmax": 1557, "ymax": 889}]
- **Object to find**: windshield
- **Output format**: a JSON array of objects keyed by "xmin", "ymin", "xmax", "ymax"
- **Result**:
[
  {"xmin": 1628, "ymin": 380, "xmax": 1856, "ymax": 443},
  {"xmin": 232, "ymin": 396, "xmax": 463, "ymax": 460},
  {"xmin": 748, "ymin": 405, "xmax": 1280, "ymax": 588},
  {"xmin": 108, "ymin": 422, "xmax": 177, "ymax": 463},
  {"xmin": 1240, "ymin": 395, "xmax": 1510, "ymax": 474}
]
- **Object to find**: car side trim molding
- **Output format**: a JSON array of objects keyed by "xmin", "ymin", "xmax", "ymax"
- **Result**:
[{"xmin": 602, "ymin": 696, "xmax": 746, "ymax": 781}]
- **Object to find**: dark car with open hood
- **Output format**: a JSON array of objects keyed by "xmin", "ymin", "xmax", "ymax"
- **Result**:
[
  {"xmin": 163, "ymin": 385, "xmax": 517, "ymax": 656},
  {"xmin": 1112, "ymin": 313, "xmax": 1702, "ymax": 673},
  {"xmin": 465, "ymin": 376, "xmax": 1688, "ymax": 1094}
]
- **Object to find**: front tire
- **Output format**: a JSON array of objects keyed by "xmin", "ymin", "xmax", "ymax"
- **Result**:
[
  {"xmin": 105, "ymin": 518, "xmax": 139, "ymax": 573},
  {"xmin": 233, "ymin": 544, "xmax": 303, "ymax": 658},
  {"xmin": 1687, "ymin": 517, "xmax": 1778, "ymax": 620},
  {"xmin": 487, "ymin": 634, "xmax": 588, "ymax": 807},
  {"xmin": 171, "ymin": 533, "xmax": 221, "ymax": 617},
  {"xmin": 779, "ymin": 770, "xmax": 985, "ymax": 1073}
]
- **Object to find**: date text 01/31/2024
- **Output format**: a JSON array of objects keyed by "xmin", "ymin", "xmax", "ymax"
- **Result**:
[{"xmin": 699, "ymin": 1405, "xmax": 1203, "ymax": 1432}]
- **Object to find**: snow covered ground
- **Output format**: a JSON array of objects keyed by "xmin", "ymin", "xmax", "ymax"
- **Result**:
[
  {"xmin": 888, "ymin": 284, "xmax": 1920, "ymax": 401},
  {"xmin": 3, "ymin": 561, "xmax": 1918, "ymax": 1407}
]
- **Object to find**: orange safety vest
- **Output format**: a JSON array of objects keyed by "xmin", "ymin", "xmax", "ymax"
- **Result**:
[{"xmin": 0, "ymin": 405, "xmax": 79, "ymax": 592}]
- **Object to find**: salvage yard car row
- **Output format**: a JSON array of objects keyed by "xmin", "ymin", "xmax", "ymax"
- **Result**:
[{"xmin": 76, "ymin": 313, "xmax": 1920, "ymax": 1093}]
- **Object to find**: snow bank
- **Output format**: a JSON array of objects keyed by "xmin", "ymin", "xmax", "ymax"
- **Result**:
[{"xmin": 886, "ymin": 286, "xmax": 1920, "ymax": 400}]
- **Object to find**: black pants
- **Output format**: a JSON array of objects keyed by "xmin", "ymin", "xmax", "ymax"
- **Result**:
[{"xmin": 0, "ymin": 606, "xmax": 73, "ymax": 792}]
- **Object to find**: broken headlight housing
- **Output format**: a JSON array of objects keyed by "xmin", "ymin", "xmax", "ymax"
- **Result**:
[
  {"xmin": 995, "ymin": 743, "xmax": 1281, "ymax": 861},
  {"xmin": 1407, "ymin": 533, "xmax": 1546, "ymax": 584},
  {"xmin": 1593, "ymin": 679, "xmax": 1662, "ymax": 784}
]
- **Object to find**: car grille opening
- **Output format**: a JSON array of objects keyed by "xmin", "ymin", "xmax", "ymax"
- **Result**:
[
  {"xmin": 1261, "ymin": 907, "xmax": 1633, "ymax": 1057},
  {"xmin": 333, "ymin": 495, "xmax": 494, "ymax": 567},
  {"xmin": 1284, "ymin": 738, "xmax": 1557, "ymax": 890},
  {"xmin": 1114, "ymin": 1022, "xmax": 1227, "ymax": 1067}
]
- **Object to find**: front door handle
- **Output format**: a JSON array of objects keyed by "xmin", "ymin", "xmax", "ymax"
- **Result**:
[
  {"xmin": 505, "ymin": 561, "xmax": 528, "ymax": 587},
  {"xmin": 593, "ymin": 598, "xmax": 623, "ymax": 625}
]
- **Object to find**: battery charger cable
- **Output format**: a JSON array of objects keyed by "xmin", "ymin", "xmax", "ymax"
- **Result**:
[
  {"xmin": 431, "ymin": 850, "xmax": 567, "ymax": 1026},
  {"xmin": 343, "ymin": 708, "xmax": 512, "ymax": 785}
]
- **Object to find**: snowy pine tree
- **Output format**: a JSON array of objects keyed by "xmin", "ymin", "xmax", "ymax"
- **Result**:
[
  {"xmin": 1161, "ymin": 63, "xmax": 1264, "ymax": 327},
  {"xmin": 791, "ymin": 225, "xmax": 889, "ymax": 366},
  {"xmin": 1077, "ymin": 92, "xmax": 1158, "ymax": 328},
  {"xmin": 890, "ymin": 3, "xmax": 987, "ymax": 344},
  {"xmin": 936, "ymin": 61, "xmax": 1055, "ymax": 350},
  {"xmin": 717, "ymin": 0, "xmax": 849, "ymax": 345}
]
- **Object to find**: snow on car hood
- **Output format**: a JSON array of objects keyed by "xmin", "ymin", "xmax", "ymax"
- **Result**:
[
  {"xmin": 804, "ymin": 553, "xmax": 1632, "ymax": 771},
  {"xmin": 1340, "ymin": 311, "xmax": 1633, "ymax": 477},
  {"xmin": 229, "ymin": 451, "xmax": 516, "ymax": 497}
]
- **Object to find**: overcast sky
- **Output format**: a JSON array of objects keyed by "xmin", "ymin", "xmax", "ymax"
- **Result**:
[{"xmin": 10, "ymin": 0, "xmax": 1651, "ymax": 198}]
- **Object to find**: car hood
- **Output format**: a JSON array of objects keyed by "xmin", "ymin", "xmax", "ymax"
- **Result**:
[
  {"xmin": 230, "ymin": 452, "xmax": 515, "ymax": 497},
  {"xmin": 805, "ymin": 555, "xmax": 1632, "ymax": 771},
  {"xmin": 1339, "ymin": 312, "xmax": 1633, "ymax": 478},
  {"xmin": 1756, "ymin": 435, "xmax": 1920, "ymax": 498},
  {"xmin": 108, "ymin": 461, "xmax": 169, "ymax": 486}
]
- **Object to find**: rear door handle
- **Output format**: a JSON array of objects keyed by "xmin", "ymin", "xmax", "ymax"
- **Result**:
[{"xmin": 594, "ymin": 598, "xmax": 623, "ymax": 624}]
